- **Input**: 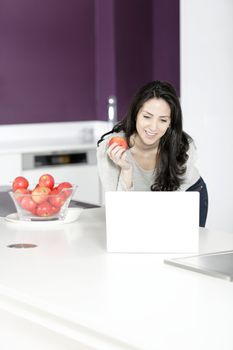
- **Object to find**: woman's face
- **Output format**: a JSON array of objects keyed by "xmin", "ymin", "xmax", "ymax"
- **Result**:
[{"xmin": 135, "ymin": 97, "xmax": 171, "ymax": 147}]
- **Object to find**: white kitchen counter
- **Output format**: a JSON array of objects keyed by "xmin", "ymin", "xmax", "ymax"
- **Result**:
[{"xmin": 1, "ymin": 208, "xmax": 233, "ymax": 350}]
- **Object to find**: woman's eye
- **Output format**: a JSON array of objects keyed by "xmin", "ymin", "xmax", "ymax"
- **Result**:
[
  {"xmin": 143, "ymin": 115, "xmax": 151, "ymax": 119},
  {"xmin": 161, "ymin": 119, "xmax": 168, "ymax": 123}
]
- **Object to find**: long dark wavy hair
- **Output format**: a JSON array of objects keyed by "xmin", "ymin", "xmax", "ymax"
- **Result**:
[{"xmin": 97, "ymin": 80, "xmax": 192, "ymax": 191}]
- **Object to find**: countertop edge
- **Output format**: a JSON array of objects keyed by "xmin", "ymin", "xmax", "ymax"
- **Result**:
[{"xmin": 0, "ymin": 285, "xmax": 137, "ymax": 350}]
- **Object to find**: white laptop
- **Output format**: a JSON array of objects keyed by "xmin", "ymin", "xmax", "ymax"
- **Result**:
[{"xmin": 105, "ymin": 192, "xmax": 199, "ymax": 253}]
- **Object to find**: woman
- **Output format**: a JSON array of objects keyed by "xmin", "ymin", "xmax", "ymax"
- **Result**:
[{"xmin": 97, "ymin": 80, "xmax": 208, "ymax": 227}]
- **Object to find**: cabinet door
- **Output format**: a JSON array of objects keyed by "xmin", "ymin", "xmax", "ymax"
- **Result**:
[
  {"xmin": 0, "ymin": 154, "xmax": 22, "ymax": 185},
  {"xmin": 22, "ymin": 164, "xmax": 101, "ymax": 205}
]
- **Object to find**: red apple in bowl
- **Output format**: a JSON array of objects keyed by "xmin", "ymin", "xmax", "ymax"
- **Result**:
[
  {"xmin": 38, "ymin": 174, "xmax": 55, "ymax": 190},
  {"xmin": 31, "ymin": 186, "xmax": 51, "ymax": 204}
]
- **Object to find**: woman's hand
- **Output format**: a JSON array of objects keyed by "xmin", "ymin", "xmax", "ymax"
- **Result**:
[
  {"xmin": 107, "ymin": 143, "xmax": 133, "ymax": 189},
  {"xmin": 107, "ymin": 143, "xmax": 131, "ymax": 170}
]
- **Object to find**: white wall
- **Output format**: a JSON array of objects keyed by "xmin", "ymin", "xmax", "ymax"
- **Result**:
[{"xmin": 181, "ymin": 0, "xmax": 233, "ymax": 232}]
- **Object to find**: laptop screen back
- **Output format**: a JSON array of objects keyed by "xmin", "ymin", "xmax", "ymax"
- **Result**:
[{"xmin": 105, "ymin": 191, "xmax": 199, "ymax": 253}]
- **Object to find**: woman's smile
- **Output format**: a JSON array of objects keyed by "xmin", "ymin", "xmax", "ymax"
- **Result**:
[{"xmin": 144, "ymin": 129, "xmax": 157, "ymax": 137}]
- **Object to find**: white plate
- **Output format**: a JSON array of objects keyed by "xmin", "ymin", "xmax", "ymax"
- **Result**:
[{"xmin": 4, "ymin": 208, "xmax": 83, "ymax": 226}]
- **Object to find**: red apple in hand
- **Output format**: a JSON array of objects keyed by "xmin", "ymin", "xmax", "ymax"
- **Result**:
[{"xmin": 108, "ymin": 137, "xmax": 128, "ymax": 150}]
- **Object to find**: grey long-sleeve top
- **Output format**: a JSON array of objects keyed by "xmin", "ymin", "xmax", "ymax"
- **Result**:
[{"xmin": 97, "ymin": 132, "xmax": 200, "ymax": 192}]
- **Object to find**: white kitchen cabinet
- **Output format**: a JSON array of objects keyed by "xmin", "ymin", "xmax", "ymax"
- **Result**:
[
  {"xmin": 0, "ymin": 153, "xmax": 22, "ymax": 185},
  {"xmin": 22, "ymin": 164, "xmax": 101, "ymax": 205}
]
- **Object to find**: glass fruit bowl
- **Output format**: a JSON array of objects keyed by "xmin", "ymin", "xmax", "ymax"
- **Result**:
[{"xmin": 9, "ymin": 185, "xmax": 76, "ymax": 221}]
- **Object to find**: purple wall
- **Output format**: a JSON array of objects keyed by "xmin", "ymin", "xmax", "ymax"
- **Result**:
[
  {"xmin": 0, "ymin": 0, "xmax": 95, "ymax": 124},
  {"xmin": 0, "ymin": 0, "xmax": 180, "ymax": 124},
  {"xmin": 115, "ymin": 0, "xmax": 180, "ymax": 119},
  {"xmin": 95, "ymin": 0, "xmax": 116, "ymax": 120},
  {"xmin": 115, "ymin": 0, "xmax": 153, "ymax": 119},
  {"xmin": 153, "ymin": 0, "xmax": 180, "ymax": 95}
]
